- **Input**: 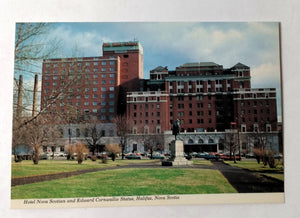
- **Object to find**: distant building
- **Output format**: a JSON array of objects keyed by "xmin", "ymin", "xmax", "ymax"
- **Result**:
[
  {"xmin": 126, "ymin": 61, "xmax": 279, "ymax": 153},
  {"xmin": 40, "ymin": 41, "xmax": 280, "ymax": 154},
  {"xmin": 127, "ymin": 62, "xmax": 277, "ymax": 134},
  {"xmin": 41, "ymin": 41, "xmax": 143, "ymax": 123}
]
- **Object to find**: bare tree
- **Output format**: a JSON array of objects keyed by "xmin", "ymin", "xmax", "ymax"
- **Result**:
[
  {"xmin": 114, "ymin": 115, "xmax": 132, "ymax": 159},
  {"xmin": 251, "ymin": 128, "xmax": 278, "ymax": 168},
  {"xmin": 224, "ymin": 130, "xmax": 239, "ymax": 163},
  {"xmin": 82, "ymin": 122, "xmax": 105, "ymax": 155},
  {"xmin": 12, "ymin": 117, "xmax": 31, "ymax": 162},
  {"xmin": 144, "ymin": 133, "xmax": 164, "ymax": 159},
  {"xmin": 13, "ymin": 23, "xmax": 61, "ymax": 130},
  {"xmin": 14, "ymin": 23, "xmax": 60, "ymax": 76},
  {"xmin": 13, "ymin": 23, "xmax": 88, "ymax": 130},
  {"xmin": 16, "ymin": 114, "xmax": 61, "ymax": 164}
]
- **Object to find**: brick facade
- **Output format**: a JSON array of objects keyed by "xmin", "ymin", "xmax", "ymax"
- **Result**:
[
  {"xmin": 127, "ymin": 62, "xmax": 278, "ymax": 134},
  {"xmin": 41, "ymin": 41, "xmax": 143, "ymax": 123}
]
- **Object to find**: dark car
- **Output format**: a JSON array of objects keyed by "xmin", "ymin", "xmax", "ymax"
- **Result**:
[
  {"xmin": 204, "ymin": 154, "xmax": 219, "ymax": 160},
  {"xmin": 195, "ymin": 152, "xmax": 209, "ymax": 158},
  {"xmin": 245, "ymin": 153, "xmax": 256, "ymax": 159},
  {"xmin": 150, "ymin": 153, "xmax": 165, "ymax": 159},
  {"xmin": 125, "ymin": 154, "xmax": 142, "ymax": 160}
]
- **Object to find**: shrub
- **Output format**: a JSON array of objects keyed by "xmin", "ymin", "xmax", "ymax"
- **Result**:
[
  {"xmin": 74, "ymin": 143, "xmax": 89, "ymax": 164},
  {"xmin": 101, "ymin": 154, "xmax": 108, "ymax": 164},
  {"xmin": 66, "ymin": 144, "xmax": 76, "ymax": 160},
  {"xmin": 253, "ymin": 148, "xmax": 263, "ymax": 164},
  {"xmin": 253, "ymin": 148, "xmax": 278, "ymax": 168},
  {"xmin": 15, "ymin": 155, "xmax": 23, "ymax": 163},
  {"xmin": 265, "ymin": 150, "xmax": 277, "ymax": 168},
  {"xmin": 91, "ymin": 155, "xmax": 97, "ymax": 161},
  {"xmin": 105, "ymin": 144, "xmax": 122, "ymax": 162}
]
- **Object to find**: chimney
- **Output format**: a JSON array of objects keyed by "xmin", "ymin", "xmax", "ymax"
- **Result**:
[
  {"xmin": 32, "ymin": 74, "xmax": 38, "ymax": 117},
  {"xmin": 16, "ymin": 75, "xmax": 23, "ymax": 118}
]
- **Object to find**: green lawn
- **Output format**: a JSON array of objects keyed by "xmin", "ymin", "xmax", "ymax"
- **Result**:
[
  {"xmin": 11, "ymin": 159, "xmax": 212, "ymax": 178},
  {"xmin": 192, "ymin": 159, "xmax": 213, "ymax": 166},
  {"xmin": 11, "ymin": 159, "xmax": 158, "ymax": 179},
  {"xmin": 11, "ymin": 168, "xmax": 237, "ymax": 199},
  {"xmin": 224, "ymin": 160, "xmax": 284, "ymax": 181}
]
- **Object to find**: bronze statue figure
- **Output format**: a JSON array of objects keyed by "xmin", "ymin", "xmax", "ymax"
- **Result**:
[{"xmin": 172, "ymin": 119, "xmax": 180, "ymax": 140}]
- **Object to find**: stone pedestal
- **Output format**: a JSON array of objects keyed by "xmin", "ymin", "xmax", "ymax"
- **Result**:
[{"xmin": 162, "ymin": 140, "xmax": 193, "ymax": 166}]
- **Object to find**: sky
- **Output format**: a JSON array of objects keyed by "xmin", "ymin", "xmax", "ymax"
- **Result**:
[{"xmin": 17, "ymin": 22, "xmax": 282, "ymax": 120}]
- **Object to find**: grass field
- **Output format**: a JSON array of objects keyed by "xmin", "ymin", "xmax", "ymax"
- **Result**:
[
  {"xmin": 224, "ymin": 160, "xmax": 284, "ymax": 181},
  {"xmin": 11, "ymin": 159, "xmax": 212, "ymax": 179},
  {"xmin": 11, "ymin": 168, "xmax": 237, "ymax": 199},
  {"xmin": 11, "ymin": 159, "xmax": 158, "ymax": 178}
]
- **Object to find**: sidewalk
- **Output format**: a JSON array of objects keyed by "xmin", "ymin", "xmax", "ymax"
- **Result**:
[{"xmin": 212, "ymin": 161, "xmax": 284, "ymax": 193}]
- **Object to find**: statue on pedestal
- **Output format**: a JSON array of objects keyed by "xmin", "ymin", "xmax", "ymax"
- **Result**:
[{"xmin": 172, "ymin": 119, "xmax": 180, "ymax": 140}]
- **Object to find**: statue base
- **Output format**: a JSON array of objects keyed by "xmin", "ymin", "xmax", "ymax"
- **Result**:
[{"xmin": 162, "ymin": 140, "xmax": 193, "ymax": 166}]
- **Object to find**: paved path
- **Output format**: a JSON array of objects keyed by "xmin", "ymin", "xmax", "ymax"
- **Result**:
[
  {"xmin": 212, "ymin": 161, "xmax": 284, "ymax": 193},
  {"xmin": 11, "ymin": 160, "xmax": 284, "ymax": 193}
]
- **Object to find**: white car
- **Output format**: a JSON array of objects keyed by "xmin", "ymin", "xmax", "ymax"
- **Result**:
[{"xmin": 54, "ymin": 152, "xmax": 67, "ymax": 157}]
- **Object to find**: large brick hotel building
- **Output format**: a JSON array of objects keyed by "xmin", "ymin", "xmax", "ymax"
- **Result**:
[{"xmin": 41, "ymin": 41, "xmax": 280, "ymax": 154}]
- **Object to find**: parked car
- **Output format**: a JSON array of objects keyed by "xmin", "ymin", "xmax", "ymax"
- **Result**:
[
  {"xmin": 195, "ymin": 152, "xmax": 209, "ymax": 158},
  {"xmin": 184, "ymin": 153, "xmax": 192, "ymax": 160},
  {"xmin": 245, "ymin": 153, "xmax": 256, "ymax": 159},
  {"xmin": 219, "ymin": 154, "xmax": 241, "ymax": 161},
  {"xmin": 204, "ymin": 154, "xmax": 220, "ymax": 160},
  {"xmin": 151, "ymin": 154, "xmax": 165, "ymax": 159},
  {"xmin": 40, "ymin": 153, "xmax": 50, "ymax": 160},
  {"xmin": 140, "ymin": 152, "xmax": 148, "ymax": 156},
  {"xmin": 54, "ymin": 152, "xmax": 67, "ymax": 157},
  {"xmin": 163, "ymin": 151, "xmax": 171, "ymax": 157},
  {"xmin": 97, "ymin": 152, "xmax": 111, "ymax": 159},
  {"xmin": 189, "ymin": 152, "xmax": 198, "ymax": 157},
  {"xmin": 125, "ymin": 153, "xmax": 142, "ymax": 160}
]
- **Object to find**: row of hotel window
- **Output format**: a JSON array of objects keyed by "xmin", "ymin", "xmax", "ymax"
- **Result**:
[
  {"xmin": 45, "ymin": 94, "xmax": 115, "ymax": 102},
  {"xmin": 44, "ymin": 80, "xmax": 115, "ymax": 86},
  {"xmin": 78, "ymin": 115, "xmax": 115, "ymax": 121},
  {"xmin": 45, "ymin": 87, "xmax": 115, "ymax": 93},
  {"xmin": 55, "ymin": 101, "xmax": 115, "ymax": 108},
  {"xmin": 170, "ymin": 80, "xmax": 232, "ymax": 86},
  {"xmin": 132, "ymin": 118, "xmax": 212, "ymax": 125},
  {"xmin": 170, "ymin": 87, "xmax": 231, "ymax": 93},
  {"xmin": 44, "ymin": 68, "xmax": 115, "ymax": 74},
  {"xmin": 45, "ymin": 61, "xmax": 115, "ymax": 68},
  {"xmin": 131, "ymin": 95, "xmax": 212, "ymax": 102},
  {"xmin": 44, "ymin": 73, "xmax": 115, "ymax": 80}
]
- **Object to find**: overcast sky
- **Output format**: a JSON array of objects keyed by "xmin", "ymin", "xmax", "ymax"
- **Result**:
[{"xmin": 20, "ymin": 22, "xmax": 282, "ymax": 120}]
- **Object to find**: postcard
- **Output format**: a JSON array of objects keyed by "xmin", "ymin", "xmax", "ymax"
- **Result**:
[{"xmin": 10, "ymin": 22, "xmax": 284, "ymax": 209}]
